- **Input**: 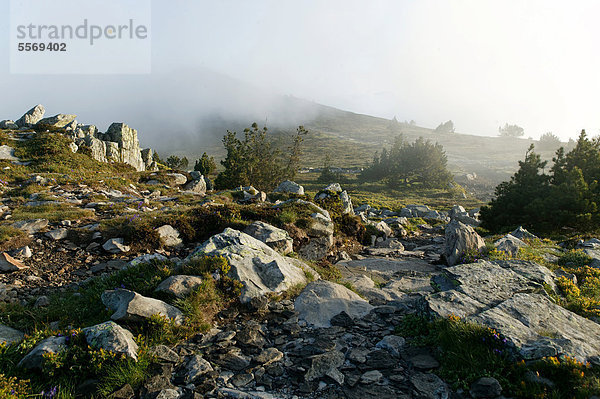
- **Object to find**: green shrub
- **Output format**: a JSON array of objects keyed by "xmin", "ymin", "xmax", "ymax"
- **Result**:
[{"xmin": 558, "ymin": 250, "xmax": 592, "ymax": 268}]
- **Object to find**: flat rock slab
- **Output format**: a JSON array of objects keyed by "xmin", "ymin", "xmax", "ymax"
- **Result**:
[
  {"xmin": 338, "ymin": 258, "xmax": 438, "ymax": 275},
  {"xmin": 295, "ymin": 280, "xmax": 374, "ymax": 328},
  {"xmin": 423, "ymin": 260, "xmax": 600, "ymax": 362}
]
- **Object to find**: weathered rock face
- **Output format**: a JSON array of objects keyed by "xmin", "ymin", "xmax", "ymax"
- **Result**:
[
  {"xmin": 83, "ymin": 321, "xmax": 139, "ymax": 360},
  {"xmin": 273, "ymin": 180, "xmax": 304, "ymax": 195},
  {"xmin": 186, "ymin": 228, "xmax": 309, "ymax": 303},
  {"xmin": 77, "ymin": 122, "xmax": 146, "ymax": 171},
  {"xmin": 183, "ymin": 176, "xmax": 208, "ymax": 195},
  {"xmin": 295, "ymin": 280, "xmax": 374, "ymax": 328},
  {"xmin": 16, "ymin": 104, "xmax": 45, "ymax": 127},
  {"xmin": 0, "ymin": 120, "xmax": 18, "ymax": 130},
  {"xmin": 423, "ymin": 260, "xmax": 600, "ymax": 362},
  {"xmin": 36, "ymin": 114, "xmax": 77, "ymax": 129},
  {"xmin": 340, "ymin": 190, "xmax": 353, "ymax": 214},
  {"xmin": 443, "ymin": 219, "xmax": 485, "ymax": 266},
  {"xmin": 243, "ymin": 221, "xmax": 293, "ymax": 255},
  {"xmin": 101, "ymin": 289, "xmax": 185, "ymax": 325}
]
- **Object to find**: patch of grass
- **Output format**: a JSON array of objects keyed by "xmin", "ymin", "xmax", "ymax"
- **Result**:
[
  {"xmin": 0, "ymin": 225, "xmax": 28, "ymax": 249},
  {"xmin": 96, "ymin": 349, "xmax": 152, "ymax": 397},
  {"xmin": 11, "ymin": 203, "xmax": 95, "ymax": 223},
  {"xmin": 310, "ymin": 260, "xmax": 342, "ymax": 282},
  {"xmin": 558, "ymin": 250, "xmax": 593, "ymax": 268}
]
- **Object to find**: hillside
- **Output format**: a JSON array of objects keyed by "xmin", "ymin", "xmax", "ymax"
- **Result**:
[{"xmin": 0, "ymin": 106, "xmax": 597, "ymax": 399}]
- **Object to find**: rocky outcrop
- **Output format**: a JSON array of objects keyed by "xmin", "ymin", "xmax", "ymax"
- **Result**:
[
  {"xmin": 443, "ymin": 219, "xmax": 485, "ymax": 266},
  {"xmin": 422, "ymin": 260, "xmax": 600, "ymax": 362},
  {"xmin": 186, "ymin": 228, "xmax": 310, "ymax": 303},
  {"xmin": 0, "ymin": 145, "xmax": 20, "ymax": 162},
  {"xmin": 295, "ymin": 281, "xmax": 374, "ymax": 328},
  {"xmin": 18, "ymin": 336, "xmax": 67, "ymax": 369},
  {"xmin": 16, "ymin": 104, "xmax": 45, "ymax": 127}
]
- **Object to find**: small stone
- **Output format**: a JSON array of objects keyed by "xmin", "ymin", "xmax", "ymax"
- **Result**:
[
  {"xmin": 45, "ymin": 228, "xmax": 68, "ymax": 240},
  {"xmin": 360, "ymin": 370, "xmax": 383, "ymax": 384},
  {"xmin": 34, "ymin": 296, "xmax": 50, "ymax": 307},
  {"xmin": 470, "ymin": 377, "xmax": 502, "ymax": 398},
  {"xmin": 102, "ymin": 238, "xmax": 130, "ymax": 254},
  {"xmin": 0, "ymin": 253, "xmax": 28, "ymax": 271},
  {"xmin": 255, "ymin": 348, "xmax": 284, "ymax": 365},
  {"xmin": 149, "ymin": 345, "xmax": 180, "ymax": 363}
]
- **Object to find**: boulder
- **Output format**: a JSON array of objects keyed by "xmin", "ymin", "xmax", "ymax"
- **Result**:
[
  {"xmin": 141, "ymin": 148, "xmax": 155, "ymax": 169},
  {"xmin": 18, "ymin": 336, "xmax": 67, "ymax": 369},
  {"xmin": 511, "ymin": 226, "xmax": 538, "ymax": 240},
  {"xmin": 470, "ymin": 377, "xmax": 502, "ymax": 398},
  {"xmin": 101, "ymin": 289, "xmax": 185, "ymax": 325},
  {"xmin": 304, "ymin": 350, "xmax": 345, "ymax": 385},
  {"xmin": 155, "ymin": 275, "xmax": 203, "ymax": 298},
  {"xmin": 83, "ymin": 321, "xmax": 138, "ymax": 360},
  {"xmin": 243, "ymin": 221, "xmax": 293, "ymax": 255},
  {"xmin": 36, "ymin": 114, "xmax": 77, "ymax": 128},
  {"xmin": 443, "ymin": 219, "xmax": 485, "ymax": 266},
  {"xmin": 494, "ymin": 234, "xmax": 526, "ymax": 257},
  {"xmin": 186, "ymin": 228, "xmax": 309, "ymax": 303},
  {"xmin": 165, "ymin": 173, "xmax": 188, "ymax": 186},
  {"xmin": 15, "ymin": 104, "xmax": 45, "ymax": 127},
  {"xmin": 295, "ymin": 281, "xmax": 374, "ymax": 328},
  {"xmin": 182, "ymin": 354, "xmax": 214, "ymax": 383},
  {"xmin": 13, "ymin": 218, "xmax": 49, "ymax": 234},
  {"xmin": 183, "ymin": 177, "xmax": 207, "ymax": 194},
  {"xmin": 0, "ymin": 324, "xmax": 24, "ymax": 344},
  {"xmin": 103, "ymin": 238, "xmax": 130, "ymax": 254},
  {"xmin": 0, "ymin": 253, "xmax": 28, "ymax": 271},
  {"xmin": 340, "ymin": 190, "xmax": 353, "ymax": 214},
  {"xmin": 130, "ymin": 253, "xmax": 168, "ymax": 267},
  {"xmin": 448, "ymin": 205, "xmax": 466, "ymax": 219},
  {"xmin": 0, "ymin": 145, "xmax": 20, "ymax": 162},
  {"xmin": 155, "ymin": 225, "xmax": 182, "ymax": 247},
  {"xmin": 273, "ymin": 180, "xmax": 304, "ymax": 195}
]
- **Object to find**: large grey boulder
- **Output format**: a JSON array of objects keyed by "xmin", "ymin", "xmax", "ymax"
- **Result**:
[
  {"xmin": 101, "ymin": 289, "xmax": 185, "ymax": 325},
  {"xmin": 422, "ymin": 260, "xmax": 600, "ymax": 362},
  {"xmin": 244, "ymin": 221, "xmax": 293, "ymax": 255},
  {"xmin": 511, "ymin": 226, "xmax": 538, "ymax": 240},
  {"xmin": 18, "ymin": 336, "xmax": 67, "ymax": 369},
  {"xmin": 0, "ymin": 145, "xmax": 20, "ymax": 162},
  {"xmin": 155, "ymin": 275, "xmax": 203, "ymax": 298},
  {"xmin": 273, "ymin": 180, "xmax": 304, "ymax": 195},
  {"xmin": 36, "ymin": 114, "xmax": 77, "ymax": 129},
  {"xmin": 83, "ymin": 321, "xmax": 138, "ymax": 360},
  {"xmin": 494, "ymin": 234, "xmax": 526, "ymax": 257},
  {"xmin": 13, "ymin": 218, "xmax": 49, "ymax": 234},
  {"xmin": 186, "ymin": 228, "xmax": 309, "ymax": 303},
  {"xmin": 45, "ymin": 228, "xmax": 68, "ymax": 241},
  {"xmin": 443, "ymin": 219, "xmax": 485, "ymax": 266},
  {"xmin": 295, "ymin": 280, "xmax": 374, "ymax": 328},
  {"xmin": 16, "ymin": 104, "xmax": 45, "ymax": 127},
  {"xmin": 156, "ymin": 225, "xmax": 182, "ymax": 247},
  {"xmin": 0, "ymin": 324, "xmax": 25, "ymax": 344}
]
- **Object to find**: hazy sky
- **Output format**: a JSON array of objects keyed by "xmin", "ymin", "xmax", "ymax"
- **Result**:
[{"xmin": 1, "ymin": 0, "xmax": 599, "ymax": 141}]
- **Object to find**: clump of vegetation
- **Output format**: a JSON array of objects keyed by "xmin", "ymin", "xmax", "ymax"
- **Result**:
[
  {"xmin": 214, "ymin": 124, "xmax": 306, "ymax": 191},
  {"xmin": 481, "ymin": 131, "xmax": 600, "ymax": 235},
  {"xmin": 398, "ymin": 314, "xmax": 600, "ymax": 397},
  {"xmin": 194, "ymin": 152, "xmax": 217, "ymax": 176},
  {"xmin": 499, "ymin": 123, "xmax": 525, "ymax": 137},
  {"xmin": 360, "ymin": 135, "xmax": 453, "ymax": 189},
  {"xmin": 165, "ymin": 155, "xmax": 189, "ymax": 170}
]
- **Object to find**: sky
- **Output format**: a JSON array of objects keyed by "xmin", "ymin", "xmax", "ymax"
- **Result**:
[{"xmin": 0, "ymin": 0, "xmax": 599, "ymax": 142}]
